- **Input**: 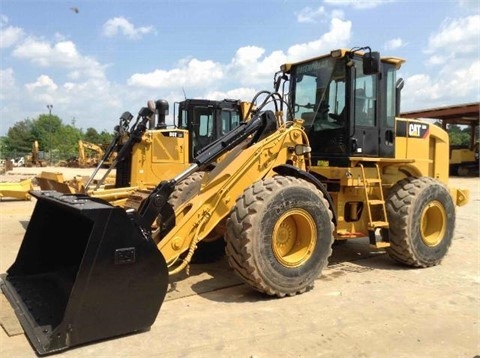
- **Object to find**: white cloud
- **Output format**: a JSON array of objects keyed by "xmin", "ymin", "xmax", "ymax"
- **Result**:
[
  {"xmin": 286, "ymin": 18, "xmax": 351, "ymax": 61},
  {"xmin": 426, "ymin": 15, "xmax": 480, "ymax": 56},
  {"xmin": 228, "ymin": 17, "xmax": 351, "ymax": 86},
  {"xmin": 12, "ymin": 38, "xmax": 107, "ymax": 79},
  {"xmin": 0, "ymin": 67, "xmax": 20, "ymax": 134},
  {"xmin": 124, "ymin": 15, "xmax": 351, "ymax": 118},
  {"xmin": 384, "ymin": 38, "xmax": 405, "ymax": 50},
  {"xmin": 296, "ymin": 6, "xmax": 345, "ymax": 23},
  {"xmin": 404, "ymin": 74, "xmax": 441, "ymax": 102},
  {"xmin": 102, "ymin": 17, "xmax": 155, "ymax": 40},
  {"xmin": 23, "ymin": 75, "xmax": 60, "ymax": 108},
  {"xmin": 0, "ymin": 16, "xmax": 25, "ymax": 48},
  {"xmin": 401, "ymin": 14, "xmax": 480, "ymax": 110},
  {"xmin": 0, "ymin": 68, "xmax": 15, "ymax": 100},
  {"xmin": 228, "ymin": 47, "xmax": 286, "ymax": 85},
  {"xmin": 408, "ymin": 14, "xmax": 479, "ymax": 107},
  {"xmin": 127, "ymin": 58, "xmax": 224, "ymax": 89},
  {"xmin": 324, "ymin": 0, "xmax": 396, "ymax": 9},
  {"xmin": 204, "ymin": 87, "xmax": 258, "ymax": 102},
  {"xmin": 128, "ymin": 16, "xmax": 350, "ymax": 93},
  {"xmin": 0, "ymin": 26, "xmax": 24, "ymax": 48},
  {"xmin": 25, "ymin": 75, "xmax": 58, "ymax": 92},
  {"xmin": 426, "ymin": 54, "xmax": 447, "ymax": 66},
  {"xmin": 458, "ymin": 0, "xmax": 480, "ymax": 12},
  {"xmin": 2, "ymin": 32, "xmax": 121, "ymax": 130},
  {"xmin": 0, "ymin": 68, "xmax": 15, "ymax": 88},
  {"xmin": 20, "ymin": 76, "xmax": 123, "ymax": 130},
  {"xmin": 402, "ymin": 59, "xmax": 480, "ymax": 110},
  {"xmin": 296, "ymin": 6, "xmax": 328, "ymax": 23}
]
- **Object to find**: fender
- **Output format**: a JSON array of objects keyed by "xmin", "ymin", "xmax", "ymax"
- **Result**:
[{"xmin": 273, "ymin": 164, "xmax": 337, "ymax": 225}]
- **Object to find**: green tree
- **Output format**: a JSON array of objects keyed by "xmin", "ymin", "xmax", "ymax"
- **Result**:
[
  {"xmin": 3, "ymin": 113, "xmax": 117, "ymax": 162},
  {"xmin": 57, "ymin": 125, "xmax": 83, "ymax": 158},
  {"xmin": 31, "ymin": 114, "xmax": 63, "ymax": 152},
  {"xmin": 4, "ymin": 119, "xmax": 34, "ymax": 158},
  {"xmin": 443, "ymin": 124, "xmax": 471, "ymax": 147},
  {"xmin": 84, "ymin": 127, "xmax": 114, "ymax": 149},
  {"xmin": 98, "ymin": 130, "xmax": 114, "ymax": 147},
  {"xmin": 0, "ymin": 136, "xmax": 8, "ymax": 159},
  {"xmin": 84, "ymin": 127, "xmax": 103, "ymax": 145}
]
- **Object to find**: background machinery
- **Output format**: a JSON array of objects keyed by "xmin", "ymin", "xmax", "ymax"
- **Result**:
[
  {"xmin": 36, "ymin": 98, "xmax": 251, "ymax": 205},
  {"xmin": 65, "ymin": 140, "xmax": 105, "ymax": 168},
  {"xmin": 450, "ymin": 140, "xmax": 479, "ymax": 176},
  {"xmin": 0, "ymin": 141, "xmax": 42, "ymax": 200},
  {"xmin": 0, "ymin": 47, "xmax": 469, "ymax": 355},
  {"xmin": 402, "ymin": 102, "xmax": 479, "ymax": 177},
  {"xmin": 24, "ymin": 141, "xmax": 47, "ymax": 167},
  {"xmin": 112, "ymin": 98, "xmax": 250, "ymax": 190}
]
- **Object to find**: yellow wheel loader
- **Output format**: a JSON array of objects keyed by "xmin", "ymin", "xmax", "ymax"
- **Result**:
[
  {"xmin": 36, "ymin": 98, "xmax": 251, "ymax": 205},
  {"xmin": 109, "ymin": 98, "xmax": 252, "ymax": 192},
  {"xmin": 1, "ymin": 47, "xmax": 470, "ymax": 355}
]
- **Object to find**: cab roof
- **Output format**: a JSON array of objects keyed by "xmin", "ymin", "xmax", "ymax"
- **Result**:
[{"xmin": 280, "ymin": 49, "xmax": 405, "ymax": 72}]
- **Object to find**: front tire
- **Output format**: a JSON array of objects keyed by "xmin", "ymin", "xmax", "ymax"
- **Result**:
[
  {"xmin": 383, "ymin": 177, "xmax": 455, "ymax": 267},
  {"xmin": 225, "ymin": 176, "xmax": 334, "ymax": 297}
]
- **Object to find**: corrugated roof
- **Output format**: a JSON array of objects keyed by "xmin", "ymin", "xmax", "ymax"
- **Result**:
[{"xmin": 401, "ymin": 102, "xmax": 479, "ymax": 126}]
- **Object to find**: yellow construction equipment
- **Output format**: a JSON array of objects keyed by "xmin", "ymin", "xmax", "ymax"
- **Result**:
[
  {"xmin": 450, "ymin": 141, "xmax": 479, "ymax": 176},
  {"xmin": 36, "ymin": 98, "xmax": 252, "ymax": 206},
  {"xmin": 0, "ymin": 179, "xmax": 33, "ymax": 200},
  {"xmin": 1, "ymin": 47, "xmax": 470, "ymax": 355},
  {"xmin": 24, "ymin": 141, "xmax": 47, "ymax": 167},
  {"xmin": 65, "ymin": 140, "xmax": 105, "ymax": 168},
  {"xmin": 78, "ymin": 140, "xmax": 104, "ymax": 167},
  {"xmin": 0, "ymin": 141, "xmax": 41, "ymax": 199}
]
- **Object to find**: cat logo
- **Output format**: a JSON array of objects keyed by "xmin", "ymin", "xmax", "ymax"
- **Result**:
[
  {"xmin": 162, "ymin": 131, "xmax": 184, "ymax": 138},
  {"xmin": 408, "ymin": 123, "xmax": 429, "ymax": 138}
]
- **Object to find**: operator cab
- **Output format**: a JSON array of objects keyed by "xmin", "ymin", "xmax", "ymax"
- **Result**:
[
  {"xmin": 176, "ymin": 99, "xmax": 243, "ymax": 161},
  {"xmin": 284, "ymin": 48, "xmax": 405, "ymax": 166}
]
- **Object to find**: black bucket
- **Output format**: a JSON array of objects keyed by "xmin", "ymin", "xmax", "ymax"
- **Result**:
[{"xmin": 0, "ymin": 190, "xmax": 169, "ymax": 355}]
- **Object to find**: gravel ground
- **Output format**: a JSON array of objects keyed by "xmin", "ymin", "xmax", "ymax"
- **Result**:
[{"xmin": 0, "ymin": 172, "xmax": 478, "ymax": 357}]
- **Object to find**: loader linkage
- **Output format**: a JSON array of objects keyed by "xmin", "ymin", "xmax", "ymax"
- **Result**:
[{"xmin": 0, "ymin": 108, "xmax": 276, "ymax": 355}]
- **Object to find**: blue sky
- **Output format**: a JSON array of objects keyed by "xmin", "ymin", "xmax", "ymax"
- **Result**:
[{"xmin": 1, "ymin": 0, "xmax": 479, "ymax": 136}]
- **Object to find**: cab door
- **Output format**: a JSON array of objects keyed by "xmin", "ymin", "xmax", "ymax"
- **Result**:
[
  {"xmin": 351, "ymin": 67, "xmax": 378, "ymax": 157},
  {"xmin": 378, "ymin": 64, "xmax": 398, "ymax": 158}
]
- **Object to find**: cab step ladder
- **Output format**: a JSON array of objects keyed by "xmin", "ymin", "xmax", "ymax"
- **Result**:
[{"xmin": 359, "ymin": 163, "xmax": 390, "ymax": 248}]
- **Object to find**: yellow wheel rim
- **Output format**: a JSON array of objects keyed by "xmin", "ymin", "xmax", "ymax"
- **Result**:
[
  {"xmin": 272, "ymin": 209, "xmax": 316, "ymax": 267},
  {"xmin": 420, "ymin": 200, "xmax": 447, "ymax": 247}
]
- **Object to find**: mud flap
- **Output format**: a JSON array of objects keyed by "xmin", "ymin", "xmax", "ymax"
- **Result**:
[{"xmin": 0, "ymin": 190, "xmax": 169, "ymax": 355}]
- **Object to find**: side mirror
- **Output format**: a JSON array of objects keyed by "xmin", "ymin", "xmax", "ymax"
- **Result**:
[{"xmin": 363, "ymin": 52, "xmax": 380, "ymax": 75}]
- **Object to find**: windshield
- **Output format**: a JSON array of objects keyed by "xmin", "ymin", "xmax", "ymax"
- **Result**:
[{"xmin": 290, "ymin": 57, "xmax": 346, "ymax": 132}]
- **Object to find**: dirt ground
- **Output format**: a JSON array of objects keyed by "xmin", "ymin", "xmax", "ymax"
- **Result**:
[{"xmin": 0, "ymin": 168, "xmax": 478, "ymax": 358}]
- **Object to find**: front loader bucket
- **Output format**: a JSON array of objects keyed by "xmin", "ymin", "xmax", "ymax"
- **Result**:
[{"xmin": 0, "ymin": 190, "xmax": 169, "ymax": 355}]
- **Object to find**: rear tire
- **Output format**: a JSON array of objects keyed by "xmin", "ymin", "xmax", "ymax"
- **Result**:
[
  {"xmin": 168, "ymin": 171, "xmax": 225, "ymax": 263},
  {"xmin": 225, "ymin": 176, "xmax": 334, "ymax": 297},
  {"xmin": 168, "ymin": 171, "xmax": 205, "ymax": 207},
  {"xmin": 383, "ymin": 177, "xmax": 455, "ymax": 267}
]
